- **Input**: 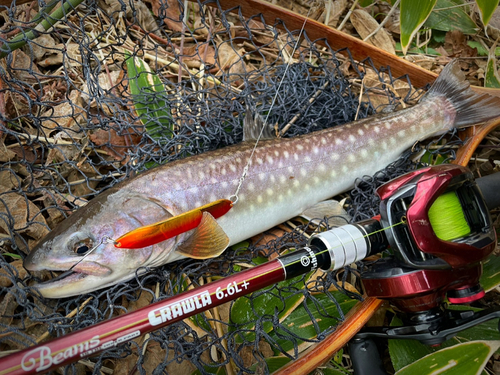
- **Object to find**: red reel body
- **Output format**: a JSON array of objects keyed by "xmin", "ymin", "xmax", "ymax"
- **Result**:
[{"xmin": 362, "ymin": 165, "xmax": 497, "ymax": 313}]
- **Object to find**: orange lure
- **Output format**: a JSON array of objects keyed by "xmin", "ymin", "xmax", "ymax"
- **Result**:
[{"xmin": 115, "ymin": 199, "xmax": 233, "ymax": 248}]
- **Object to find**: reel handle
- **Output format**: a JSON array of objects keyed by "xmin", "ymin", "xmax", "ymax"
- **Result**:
[{"xmin": 476, "ymin": 171, "xmax": 500, "ymax": 211}]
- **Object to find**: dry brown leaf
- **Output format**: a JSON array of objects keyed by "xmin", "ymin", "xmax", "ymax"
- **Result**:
[
  {"xmin": 89, "ymin": 127, "xmax": 141, "ymax": 163},
  {"xmin": 147, "ymin": 0, "xmax": 184, "ymax": 33},
  {"xmin": 0, "ymin": 170, "xmax": 20, "ymax": 193},
  {"xmin": 351, "ymin": 9, "xmax": 396, "ymax": 55},
  {"xmin": 0, "ymin": 192, "xmax": 49, "ymax": 240},
  {"xmin": 183, "ymin": 43, "xmax": 216, "ymax": 66},
  {"xmin": 444, "ymin": 30, "xmax": 478, "ymax": 58},
  {"xmin": 113, "ymin": 352, "xmax": 139, "ymax": 374},
  {"xmin": 0, "ymin": 259, "xmax": 27, "ymax": 287},
  {"xmin": 0, "ymin": 292, "xmax": 16, "ymax": 327},
  {"xmin": 40, "ymin": 96, "xmax": 84, "ymax": 131}
]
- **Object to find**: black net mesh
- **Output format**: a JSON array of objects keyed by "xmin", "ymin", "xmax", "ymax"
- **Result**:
[{"xmin": 0, "ymin": 1, "xmax": 464, "ymax": 374}]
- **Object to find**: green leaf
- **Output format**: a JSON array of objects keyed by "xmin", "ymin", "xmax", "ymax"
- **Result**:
[
  {"xmin": 395, "ymin": 340, "xmax": 500, "ymax": 375},
  {"xmin": 400, "ymin": 0, "xmax": 437, "ymax": 54},
  {"xmin": 485, "ymin": 41, "xmax": 500, "ymax": 88},
  {"xmin": 124, "ymin": 52, "xmax": 173, "ymax": 140},
  {"xmin": 467, "ymin": 41, "xmax": 500, "ymax": 56},
  {"xmin": 389, "ymin": 307, "xmax": 500, "ymax": 371},
  {"xmin": 480, "ymin": 254, "xmax": 500, "ymax": 291},
  {"xmin": 2, "ymin": 252, "xmax": 22, "ymax": 260},
  {"xmin": 424, "ymin": 0, "xmax": 478, "ymax": 35},
  {"xmin": 248, "ymin": 356, "xmax": 292, "ymax": 373},
  {"xmin": 229, "ymin": 275, "xmax": 307, "ymax": 343},
  {"xmin": 267, "ymin": 292, "xmax": 357, "ymax": 353},
  {"xmin": 476, "ymin": 0, "xmax": 500, "ymax": 26}
]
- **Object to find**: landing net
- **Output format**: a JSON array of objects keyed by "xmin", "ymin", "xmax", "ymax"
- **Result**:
[{"xmin": 0, "ymin": 1, "xmax": 461, "ymax": 373}]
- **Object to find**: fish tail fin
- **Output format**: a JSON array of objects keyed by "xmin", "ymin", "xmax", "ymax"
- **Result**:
[{"xmin": 423, "ymin": 60, "xmax": 500, "ymax": 127}]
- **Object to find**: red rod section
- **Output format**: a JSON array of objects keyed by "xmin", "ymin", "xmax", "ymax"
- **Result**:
[{"xmin": 0, "ymin": 260, "xmax": 285, "ymax": 375}]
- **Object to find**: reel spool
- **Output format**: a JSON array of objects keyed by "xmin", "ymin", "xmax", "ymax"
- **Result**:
[{"xmin": 360, "ymin": 165, "xmax": 497, "ymax": 314}]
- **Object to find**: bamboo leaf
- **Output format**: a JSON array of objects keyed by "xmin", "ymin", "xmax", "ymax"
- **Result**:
[
  {"xmin": 400, "ymin": 0, "xmax": 437, "ymax": 54},
  {"xmin": 424, "ymin": 0, "xmax": 478, "ymax": 35},
  {"xmin": 480, "ymin": 253, "xmax": 500, "ymax": 291},
  {"xmin": 124, "ymin": 52, "xmax": 173, "ymax": 139},
  {"xmin": 485, "ymin": 40, "xmax": 500, "ymax": 88},
  {"xmin": 389, "ymin": 307, "xmax": 500, "ymax": 371},
  {"xmin": 476, "ymin": 0, "xmax": 500, "ymax": 26},
  {"xmin": 267, "ymin": 292, "xmax": 357, "ymax": 353},
  {"xmin": 229, "ymin": 275, "xmax": 307, "ymax": 343},
  {"xmin": 395, "ymin": 340, "xmax": 500, "ymax": 375}
]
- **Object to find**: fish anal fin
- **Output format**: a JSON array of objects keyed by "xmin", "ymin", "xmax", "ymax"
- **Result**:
[
  {"xmin": 176, "ymin": 212, "xmax": 229, "ymax": 259},
  {"xmin": 300, "ymin": 199, "xmax": 350, "ymax": 227}
]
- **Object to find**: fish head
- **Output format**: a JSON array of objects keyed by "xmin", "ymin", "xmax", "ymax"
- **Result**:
[{"xmin": 24, "ymin": 188, "xmax": 176, "ymax": 298}]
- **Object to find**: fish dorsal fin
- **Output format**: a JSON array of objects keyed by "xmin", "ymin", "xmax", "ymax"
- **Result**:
[
  {"xmin": 243, "ymin": 104, "xmax": 275, "ymax": 141},
  {"xmin": 300, "ymin": 200, "xmax": 350, "ymax": 227},
  {"xmin": 176, "ymin": 212, "xmax": 229, "ymax": 259}
]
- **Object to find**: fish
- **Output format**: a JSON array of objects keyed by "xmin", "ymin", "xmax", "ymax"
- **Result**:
[{"xmin": 24, "ymin": 61, "xmax": 500, "ymax": 298}]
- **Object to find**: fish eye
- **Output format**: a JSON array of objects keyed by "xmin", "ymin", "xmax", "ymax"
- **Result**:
[{"xmin": 73, "ymin": 238, "xmax": 94, "ymax": 255}]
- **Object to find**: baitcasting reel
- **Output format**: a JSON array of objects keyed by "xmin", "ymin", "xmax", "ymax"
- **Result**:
[
  {"xmin": 310, "ymin": 164, "xmax": 499, "ymax": 374},
  {"xmin": 312, "ymin": 164, "xmax": 497, "ymax": 316}
]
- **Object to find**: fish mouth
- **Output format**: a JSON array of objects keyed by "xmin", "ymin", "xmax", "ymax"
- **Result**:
[{"xmin": 26, "ymin": 260, "xmax": 114, "ymax": 298}]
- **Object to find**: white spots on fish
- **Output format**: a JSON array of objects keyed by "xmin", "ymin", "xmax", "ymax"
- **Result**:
[
  {"xmin": 229, "ymin": 164, "xmax": 237, "ymax": 172},
  {"xmin": 300, "ymin": 168, "xmax": 307, "ymax": 177},
  {"xmin": 330, "ymin": 170, "xmax": 337, "ymax": 178},
  {"xmin": 274, "ymin": 150, "xmax": 280, "ymax": 157},
  {"xmin": 248, "ymin": 182, "xmax": 255, "ymax": 191},
  {"xmin": 267, "ymin": 156, "xmax": 274, "ymax": 164},
  {"xmin": 198, "ymin": 171, "xmax": 206, "ymax": 180},
  {"xmin": 398, "ymin": 130, "xmax": 406, "ymax": 138},
  {"xmin": 361, "ymin": 149, "xmax": 369, "ymax": 158},
  {"xmin": 284, "ymin": 151, "xmax": 290, "ymax": 159},
  {"xmin": 318, "ymin": 163, "xmax": 326, "ymax": 172},
  {"xmin": 279, "ymin": 175, "xmax": 287, "ymax": 184},
  {"xmin": 293, "ymin": 154, "xmax": 299, "ymax": 161},
  {"xmin": 257, "ymin": 195, "xmax": 263, "ymax": 203},
  {"xmin": 348, "ymin": 154, "xmax": 356, "ymax": 163},
  {"xmin": 368, "ymin": 138, "xmax": 375, "ymax": 146},
  {"xmin": 321, "ymin": 137, "xmax": 327, "ymax": 145},
  {"xmin": 410, "ymin": 125, "xmax": 417, "ymax": 133},
  {"xmin": 210, "ymin": 177, "xmax": 218, "ymax": 184},
  {"xmin": 221, "ymin": 168, "xmax": 227, "ymax": 176},
  {"xmin": 221, "ymin": 181, "xmax": 229, "ymax": 189},
  {"xmin": 266, "ymin": 188, "xmax": 273, "ymax": 196},
  {"xmin": 358, "ymin": 129, "xmax": 364, "ymax": 136},
  {"xmin": 331, "ymin": 153, "xmax": 339, "ymax": 161},
  {"xmin": 313, "ymin": 176, "xmax": 320, "ymax": 184},
  {"xmin": 349, "ymin": 135, "xmax": 356, "ymax": 143},
  {"xmin": 297, "ymin": 144, "xmax": 304, "ymax": 151},
  {"xmin": 374, "ymin": 126, "xmax": 380, "ymax": 134},
  {"xmin": 382, "ymin": 141, "xmax": 388, "ymax": 149},
  {"xmin": 305, "ymin": 138, "xmax": 311, "ymax": 143},
  {"xmin": 313, "ymin": 147, "xmax": 319, "ymax": 155},
  {"xmin": 259, "ymin": 174, "xmax": 266, "ymax": 181},
  {"xmin": 342, "ymin": 165, "xmax": 349, "ymax": 173},
  {"xmin": 256, "ymin": 158, "xmax": 263, "ymax": 165},
  {"xmin": 390, "ymin": 137, "xmax": 397, "ymax": 145},
  {"xmin": 270, "ymin": 175, "xmax": 276, "ymax": 183},
  {"xmin": 385, "ymin": 123, "xmax": 392, "ymax": 130},
  {"xmin": 335, "ymin": 138, "xmax": 342, "ymax": 145}
]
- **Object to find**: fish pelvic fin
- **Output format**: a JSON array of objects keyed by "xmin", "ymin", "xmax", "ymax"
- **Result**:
[
  {"xmin": 300, "ymin": 200, "xmax": 351, "ymax": 227},
  {"xmin": 175, "ymin": 212, "xmax": 229, "ymax": 259},
  {"xmin": 243, "ymin": 104, "xmax": 275, "ymax": 141},
  {"xmin": 424, "ymin": 60, "xmax": 500, "ymax": 127}
]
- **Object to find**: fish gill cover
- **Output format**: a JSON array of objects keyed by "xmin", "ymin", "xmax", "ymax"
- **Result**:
[{"xmin": 0, "ymin": 0, "xmax": 462, "ymax": 374}]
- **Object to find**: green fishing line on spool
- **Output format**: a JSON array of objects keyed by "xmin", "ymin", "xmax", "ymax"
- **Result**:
[{"xmin": 428, "ymin": 191, "xmax": 471, "ymax": 241}]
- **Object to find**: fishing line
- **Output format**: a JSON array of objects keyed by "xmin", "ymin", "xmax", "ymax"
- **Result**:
[{"xmin": 229, "ymin": 10, "xmax": 311, "ymax": 204}]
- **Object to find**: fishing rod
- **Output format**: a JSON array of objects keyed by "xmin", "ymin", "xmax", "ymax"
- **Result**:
[{"xmin": 1, "ymin": 164, "xmax": 499, "ymax": 375}]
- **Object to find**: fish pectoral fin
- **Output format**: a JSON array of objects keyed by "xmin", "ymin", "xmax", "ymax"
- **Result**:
[
  {"xmin": 175, "ymin": 212, "xmax": 230, "ymax": 259},
  {"xmin": 300, "ymin": 199, "xmax": 350, "ymax": 227}
]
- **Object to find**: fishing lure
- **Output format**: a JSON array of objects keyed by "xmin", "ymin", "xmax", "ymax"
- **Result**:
[{"xmin": 115, "ymin": 198, "xmax": 233, "ymax": 248}]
